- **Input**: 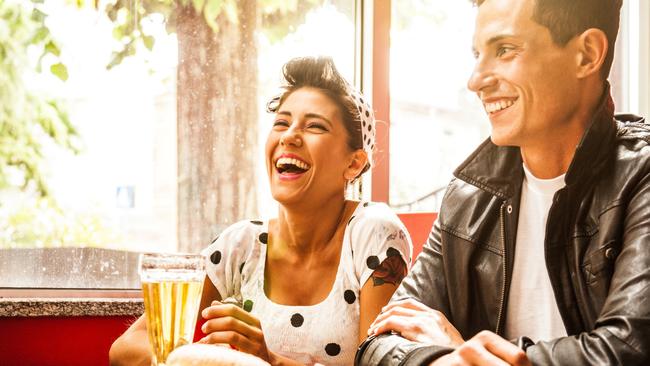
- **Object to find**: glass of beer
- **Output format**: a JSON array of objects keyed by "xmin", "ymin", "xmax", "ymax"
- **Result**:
[{"xmin": 139, "ymin": 253, "xmax": 206, "ymax": 366}]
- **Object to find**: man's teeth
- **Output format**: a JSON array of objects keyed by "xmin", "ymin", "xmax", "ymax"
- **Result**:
[
  {"xmin": 484, "ymin": 100, "xmax": 515, "ymax": 114},
  {"xmin": 276, "ymin": 157, "xmax": 310, "ymax": 170}
]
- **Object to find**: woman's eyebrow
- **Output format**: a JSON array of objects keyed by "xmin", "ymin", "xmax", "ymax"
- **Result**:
[{"xmin": 304, "ymin": 113, "xmax": 333, "ymax": 127}]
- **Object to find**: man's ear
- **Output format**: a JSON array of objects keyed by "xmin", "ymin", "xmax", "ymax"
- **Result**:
[
  {"xmin": 344, "ymin": 150, "xmax": 368, "ymax": 180},
  {"xmin": 575, "ymin": 28, "xmax": 608, "ymax": 79}
]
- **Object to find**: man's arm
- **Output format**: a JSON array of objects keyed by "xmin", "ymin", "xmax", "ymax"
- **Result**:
[{"xmin": 356, "ymin": 218, "xmax": 456, "ymax": 365}]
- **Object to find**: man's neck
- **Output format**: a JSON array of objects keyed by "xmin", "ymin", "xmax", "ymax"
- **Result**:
[{"xmin": 521, "ymin": 81, "xmax": 606, "ymax": 179}]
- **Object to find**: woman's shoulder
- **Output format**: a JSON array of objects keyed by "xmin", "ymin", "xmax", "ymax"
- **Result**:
[
  {"xmin": 211, "ymin": 219, "xmax": 268, "ymax": 244},
  {"xmin": 345, "ymin": 201, "xmax": 412, "ymax": 281},
  {"xmin": 202, "ymin": 219, "xmax": 270, "ymax": 261},
  {"xmin": 346, "ymin": 201, "xmax": 410, "ymax": 248},
  {"xmin": 349, "ymin": 201, "xmax": 402, "ymax": 227}
]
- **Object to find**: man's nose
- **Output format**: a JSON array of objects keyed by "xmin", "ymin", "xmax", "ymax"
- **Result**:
[{"xmin": 467, "ymin": 59, "xmax": 497, "ymax": 93}]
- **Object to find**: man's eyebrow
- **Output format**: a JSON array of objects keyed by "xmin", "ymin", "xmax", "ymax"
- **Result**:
[
  {"xmin": 473, "ymin": 33, "xmax": 518, "ymax": 53},
  {"xmin": 486, "ymin": 34, "xmax": 516, "ymax": 45}
]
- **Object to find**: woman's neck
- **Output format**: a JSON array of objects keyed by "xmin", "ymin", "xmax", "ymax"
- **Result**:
[{"xmin": 274, "ymin": 196, "xmax": 352, "ymax": 255}]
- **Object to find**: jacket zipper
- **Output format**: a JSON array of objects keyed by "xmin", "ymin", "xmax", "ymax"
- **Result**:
[{"xmin": 495, "ymin": 201, "xmax": 507, "ymax": 335}]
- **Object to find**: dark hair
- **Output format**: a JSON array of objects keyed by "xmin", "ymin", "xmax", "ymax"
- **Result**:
[
  {"xmin": 272, "ymin": 56, "xmax": 364, "ymax": 155},
  {"xmin": 472, "ymin": 0, "xmax": 622, "ymax": 79}
]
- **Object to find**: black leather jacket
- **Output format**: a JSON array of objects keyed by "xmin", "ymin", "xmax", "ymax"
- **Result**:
[{"xmin": 356, "ymin": 92, "xmax": 650, "ymax": 365}]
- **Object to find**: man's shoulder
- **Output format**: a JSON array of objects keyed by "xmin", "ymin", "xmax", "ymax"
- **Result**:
[
  {"xmin": 614, "ymin": 115, "xmax": 650, "ymax": 167},
  {"xmin": 615, "ymin": 115, "xmax": 650, "ymax": 145}
]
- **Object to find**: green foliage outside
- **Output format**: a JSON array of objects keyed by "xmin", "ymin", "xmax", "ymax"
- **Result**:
[
  {"xmin": 101, "ymin": 0, "xmax": 323, "ymax": 70},
  {"xmin": 0, "ymin": 0, "xmax": 79, "ymax": 196},
  {"xmin": 0, "ymin": 0, "xmax": 114, "ymax": 249},
  {"xmin": 0, "ymin": 0, "xmax": 333, "ymax": 249},
  {"xmin": 0, "ymin": 195, "xmax": 119, "ymax": 249}
]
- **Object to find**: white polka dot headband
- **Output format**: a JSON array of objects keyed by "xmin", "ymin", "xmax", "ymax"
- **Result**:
[
  {"xmin": 266, "ymin": 85, "xmax": 376, "ymax": 166},
  {"xmin": 346, "ymin": 83, "xmax": 376, "ymax": 166}
]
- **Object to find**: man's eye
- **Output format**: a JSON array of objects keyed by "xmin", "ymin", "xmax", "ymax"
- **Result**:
[{"xmin": 497, "ymin": 46, "xmax": 513, "ymax": 57}]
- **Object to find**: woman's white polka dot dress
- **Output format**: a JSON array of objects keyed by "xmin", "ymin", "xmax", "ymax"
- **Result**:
[{"xmin": 201, "ymin": 202, "xmax": 412, "ymax": 365}]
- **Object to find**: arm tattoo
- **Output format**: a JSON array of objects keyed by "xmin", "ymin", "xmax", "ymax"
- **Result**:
[{"xmin": 371, "ymin": 254, "xmax": 407, "ymax": 287}]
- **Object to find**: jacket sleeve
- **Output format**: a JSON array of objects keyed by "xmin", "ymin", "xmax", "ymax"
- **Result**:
[
  {"xmin": 525, "ymin": 172, "xmax": 650, "ymax": 365},
  {"xmin": 355, "ymin": 218, "xmax": 455, "ymax": 365}
]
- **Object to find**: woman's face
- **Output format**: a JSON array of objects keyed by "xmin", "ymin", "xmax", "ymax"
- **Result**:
[{"xmin": 265, "ymin": 87, "xmax": 364, "ymax": 206}]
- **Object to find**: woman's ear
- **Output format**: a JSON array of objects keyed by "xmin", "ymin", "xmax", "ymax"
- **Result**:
[
  {"xmin": 344, "ymin": 150, "xmax": 368, "ymax": 180},
  {"xmin": 575, "ymin": 28, "xmax": 608, "ymax": 79}
]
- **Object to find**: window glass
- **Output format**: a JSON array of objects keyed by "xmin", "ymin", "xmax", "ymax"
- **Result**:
[
  {"xmin": 0, "ymin": 0, "xmax": 356, "ymax": 288},
  {"xmin": 389, "ymin": 1, "xmax": 488, "ymax": 212}
]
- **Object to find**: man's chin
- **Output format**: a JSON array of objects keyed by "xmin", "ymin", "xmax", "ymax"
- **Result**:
[{"xmin": 489, "ymin": 134, "xmax": 519, "ymax": 147}]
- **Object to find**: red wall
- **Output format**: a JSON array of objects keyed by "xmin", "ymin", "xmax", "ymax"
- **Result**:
[
  {"xmin": 398, "ymin": 212, "xmax": 437, "ymax": 261},
  {"xmin": 0, "ymin": 315, "xmax": 138, "ymax": 366},
  {"xmin": 0, "ymin": 315, "xmax": 209, "ymax": 366}
]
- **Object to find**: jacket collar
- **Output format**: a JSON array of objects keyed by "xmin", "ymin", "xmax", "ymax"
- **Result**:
[{"xmin": 454, "ymin": 83, "xmax": 617, "ymax": 199}]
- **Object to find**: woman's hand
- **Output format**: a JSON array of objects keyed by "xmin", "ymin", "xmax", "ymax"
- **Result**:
[{"xmin": 198, "ymin": 301, "xmax": 273, "ymax": 363}]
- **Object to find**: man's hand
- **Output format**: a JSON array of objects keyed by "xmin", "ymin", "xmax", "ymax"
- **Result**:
[
  {"xmin": 431, "ymin": 331, "xmax": 531, "ymax": 366},
  {"xmin": 367, "ymin": 298, "xmax": 464, "ymax": 347}
]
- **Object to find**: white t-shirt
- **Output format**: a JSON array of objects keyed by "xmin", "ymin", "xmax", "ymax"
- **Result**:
[
  {"xmin": 504, "ymin": 164, "xmax": 568, "ymax": 342},
  {"xmin": 201, "ymin": 202, "xmax": 412, "ymax": 365}
]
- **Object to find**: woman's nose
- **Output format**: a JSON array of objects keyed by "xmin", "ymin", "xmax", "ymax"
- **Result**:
[{"xmin": 279, "ymin": 127, "xmax": 303, "ymax": 147}]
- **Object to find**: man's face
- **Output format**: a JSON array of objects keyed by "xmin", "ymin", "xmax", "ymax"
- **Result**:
[{"xmin": 468, "ymin": 0, "xmax": 580, "ymax": 148}]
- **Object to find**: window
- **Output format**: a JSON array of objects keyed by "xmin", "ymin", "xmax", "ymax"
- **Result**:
[
  {"xmin": 0, "ymin": 0, "xmax": 357, "ymax": 289},
  {"xmin": 614, "ymin": 0, "xmax": 650, "ymax": 117},
  {"xmin": 2, "ymin": 0, "xmax": 648, "ymax": 290},
  {"xmin": 388, "ymin": 1, "xmax": 487, "ymax": 211}
]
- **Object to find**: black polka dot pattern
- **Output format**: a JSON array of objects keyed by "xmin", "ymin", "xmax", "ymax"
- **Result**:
[
  {"xmin": 346, "ymin": 84, "xmax": 375, "ymax": 163},
  {"xmin": 366, "ymin": 255, "xmax": 380, "ymax": 269},
  {"xmin": 290, "ymin": 313, "xmax": 304, "ymax": 327},
  {"xmin": 239, "ymin": 262, "xmax": 245, "ymax": 274},
  {"xmin": 243, "ymin": 300, "xmax": 253, "ymax": 312},
  {"xmin": 250, "ymin": 220, "xmax": 263, "ymax": 225},
  {"xmin": 386, "ymin": 247, "xmax": 400, "ymax": 257},
  {"xmin": 325, "ymin": 343, "xmax": 341, "ymax": 356},
  {"xmin": 210, "ymin": 250, "xmax": 222, "ymax": 265},
  {"xmin": 344, "ymin": 290, "xmax": 356, "ymax": 304},
  {"xmin": 258, "ymin": 232, "xmax": 268, "ymax": 244}
]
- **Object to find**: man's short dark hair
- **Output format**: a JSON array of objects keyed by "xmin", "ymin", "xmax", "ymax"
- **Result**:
[{"xmin": 472, "ymin": 0, "xmax": 623, "ymax": 79}]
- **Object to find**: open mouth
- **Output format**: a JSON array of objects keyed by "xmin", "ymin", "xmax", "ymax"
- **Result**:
[
  {"xmin": 275, "ymin": 157, "xmax": 311, "ymax": 175},
  {"xmin": 484, "ymin": 98, "xmax": 517, "ymax": 114}
]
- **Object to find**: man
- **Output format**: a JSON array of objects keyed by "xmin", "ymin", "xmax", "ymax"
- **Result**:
[{"xmin": 356, "ymin": 0, "xmax": 650, "ymax": 364}]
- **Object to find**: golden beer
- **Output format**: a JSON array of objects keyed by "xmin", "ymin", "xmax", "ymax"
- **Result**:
[{"xmin": 139, "ymin": 253, "xmax": 205, "ymax": 366}]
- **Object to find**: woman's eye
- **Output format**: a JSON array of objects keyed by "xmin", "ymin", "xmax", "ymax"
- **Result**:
[
  {"xmin": 307, "ymin": 123, "xmax": 328, "ymax": 132},
  {"xmin": 273, "ymin": 120, "xmax": 289, "ymax": 128}
]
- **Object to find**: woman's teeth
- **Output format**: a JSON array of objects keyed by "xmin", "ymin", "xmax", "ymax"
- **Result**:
[{"xmin": 276, "ymin": 157, "xmax": 311, "ymax": 172}]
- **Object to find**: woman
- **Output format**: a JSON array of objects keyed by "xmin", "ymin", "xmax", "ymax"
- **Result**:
[{"xmin": 109, "ymin": 56, "xmax": 411, "ymax": 366}]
